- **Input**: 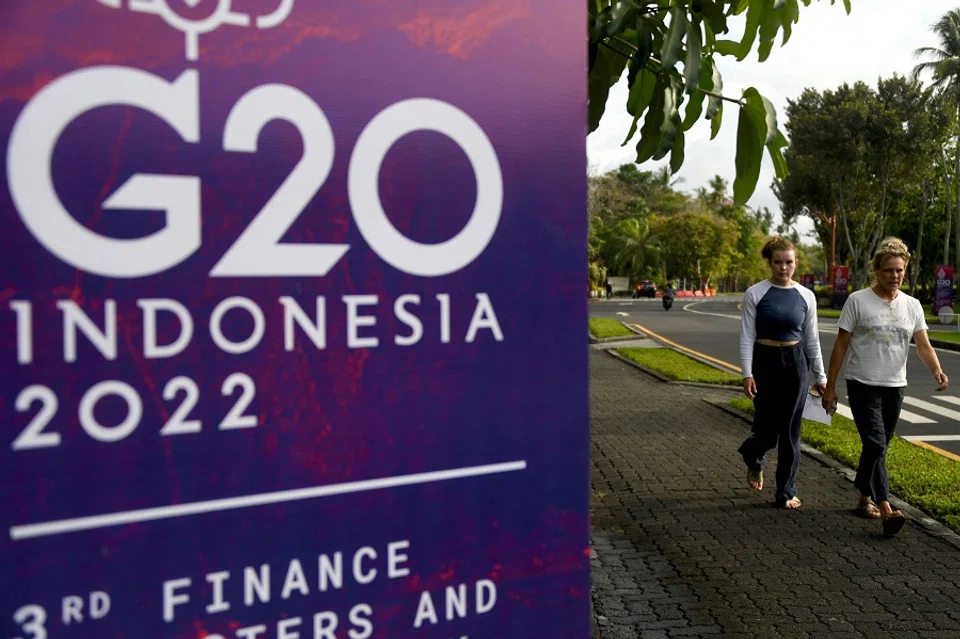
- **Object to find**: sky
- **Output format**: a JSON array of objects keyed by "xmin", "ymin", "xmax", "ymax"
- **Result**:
[{"xmin": 587, "ymin": 0, "xmax": 956, "ymax": 240}]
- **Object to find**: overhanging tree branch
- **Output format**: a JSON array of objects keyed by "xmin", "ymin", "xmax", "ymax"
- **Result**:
[{"xmin": 600, "ymin": 40, "xmax": 745, "ymax": 106}]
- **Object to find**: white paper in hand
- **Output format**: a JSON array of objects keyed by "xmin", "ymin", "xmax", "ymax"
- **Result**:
[{"xmin": 802, "ymin": 391, "xmax": 832, "ymax": 425}]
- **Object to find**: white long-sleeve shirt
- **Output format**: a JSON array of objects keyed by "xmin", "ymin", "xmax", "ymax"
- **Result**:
[{"xmin": 740, "ymin": 280, "xmax": 826, "ymax": 384}]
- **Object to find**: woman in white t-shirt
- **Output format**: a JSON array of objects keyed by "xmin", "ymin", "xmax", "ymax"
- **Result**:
[{"xmin": 822, "ymin": 237, "xmax": 949, "ymax": 536}]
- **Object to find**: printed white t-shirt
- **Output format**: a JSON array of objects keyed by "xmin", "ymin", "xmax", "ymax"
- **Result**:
[{"xmin": 837, "ymin": 288, "xmax": 928, "ymax": 387}]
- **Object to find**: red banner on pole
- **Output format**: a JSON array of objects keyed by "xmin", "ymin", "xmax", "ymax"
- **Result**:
[{"xmin": 831, "ymin": 266, "xmax": 849, "ymax": 309}]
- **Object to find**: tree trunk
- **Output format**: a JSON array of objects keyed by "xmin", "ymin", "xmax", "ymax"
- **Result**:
[
  {"xmin": 836, "ymin": 177, "xmax": 863, "ymax": 287},
  {"xmin": 954, "ymin": 144, "xmax": 960, "ymax": 270},
  {"xmin": 911, "ymin": 181, "xmax": 929, "ymax": 293},
  {"xmin": 861, "ymin": 178, "xmax": 889, "ymax": 284},
  {"xmin": 943, "ymin": 150, "xmax": 953, "ymax": 266}
]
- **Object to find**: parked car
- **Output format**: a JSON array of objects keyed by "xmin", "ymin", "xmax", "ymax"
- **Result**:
[{"xmin": 634, "ymin": 280, "xmax": 657, "ymax": 298}]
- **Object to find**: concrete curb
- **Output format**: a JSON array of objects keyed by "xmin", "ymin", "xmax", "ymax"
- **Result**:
[
  {"xmin": 605, "ymin": 348, "xmax": 742, "ymax": 392},
  {"xmin": 709, "ymin": 399, "xmax": 960, "ymax": 551},
  {"xmin": 588, "ymin": 322, "xmax": 646, "ymax": 345},
  {"xmin": 628, "ymin": 324, "xmax": 742, "ymax": 376}
]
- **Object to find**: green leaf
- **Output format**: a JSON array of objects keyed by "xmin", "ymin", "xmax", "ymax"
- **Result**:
[
  {"xmin": 622, "ymin": 69, "xmax": 659, "ymax": 145},
  {"xmin": 759, "ymin": 93, "xmax": 778, "ymax": 144},
  {"xmin": 635, "ymin": 79, "xmax": 667, "ymax": 164},
  {"xmin": 684, "ymin": 20, "xmax": 703, "ymax": 94},
  {"xmin": 704, "ymin": 62, "xmax": 723, "ymax": 119},
  {"xmin": 714, "ymin": 39, "xmax": 740, "ymax": 56},
  {"xmin": 766, "ymin": 128, "xmax": 790, "ymax": 179},
  {"xmin": 682, "ymin": 83, "xmax": 706, "ymax": 129},
  {"xmin": 740, "ymin": 87, "xmax": 777, "ymax": 144},
  {"xmin": 589, "ymin": 0, "xmax": 601, "ymax": 20},
  {"xmin": 711, "ymin": 102, "xmax": 723, "ymax": 139},
  {"xmin": 738, "ymin": 0, "xmax": 768, "ymax": 61},
  {"xmin": 757, "ymin": 0, "xmax": 782, "ymax": 62},
  {"xmin": 843, "ymin": 0, "xmax": 851, "ymax": 14},
  {"xmin": 589, "ymin": 46, "xmax": 627, "ymax": 133},
  {"xmin": 729, "ymin": 0, "xmax": 750, "ymax": 15},
  {"xmin": 660, "ymin": 6, "xmax": 688, "ymax": 71},
  {"xmin": 773, "ymin": 0, "xmax": 786, "ymax": 8},
  {"xmin": 699, "ymin": 0, "xmax": 728, "ymax": 34},
  {"xmin": 653, "ymin": 80, "xmax": 682, "ymax": 160},
  {"xmin": 628, "ymin": 17, "xmax": 655, "ymax": 88},
  {"xmin": 627, "ymin": 67, "xmax": 658, "ymax": 116},
  {"xmin": 733, "ymin": 88, "xmax": 769, "ymax": 204},
  {"xmin": 603, "ymin": 1, "xmax": 635, "ymax": 38},
  {"xmin": 780, "ymin": 0, "xmax": 799, "ymax": 45},
  {"xmin": 670, "ymin": 128, "xmax": 686, "ymax": 174}
]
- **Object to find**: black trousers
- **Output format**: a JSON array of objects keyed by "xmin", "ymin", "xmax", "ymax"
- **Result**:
[
  {"xmin": 846, "ymin": 379, "xmax": 905, "ymax": 503},
  {"xmin": 738, "ymin": 342, "xmax": 809, "ymax": 504}
]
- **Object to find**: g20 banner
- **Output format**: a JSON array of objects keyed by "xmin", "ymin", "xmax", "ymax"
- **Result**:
[
  {"xmin": 831, "ymin": 265, "xmax": 849, "ymax": 310},
  {"xmin": 0, "ymin": 1, "xmax": 590, "ymax": 637},
  {"xmin": 934, "ymin": 265, "xmax": 955, "ymax": 315}
]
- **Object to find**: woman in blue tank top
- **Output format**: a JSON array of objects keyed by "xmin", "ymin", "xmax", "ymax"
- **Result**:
[{"xmin": 738, "ymin": 236, "xmax": 827, "ymax": 509}]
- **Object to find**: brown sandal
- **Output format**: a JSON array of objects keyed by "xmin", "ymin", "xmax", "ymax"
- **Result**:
[
  {"xmin": 881, "ymin": 510, "xmax": 906, "ymax": 536},
  {"xmin": 856, "ymin": 498, "xmax": 881, "ymax": 519}
]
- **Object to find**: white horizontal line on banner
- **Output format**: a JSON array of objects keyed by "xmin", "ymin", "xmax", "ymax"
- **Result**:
[{"xmin": 10, "ymin": 461, "xmax": 527, "ymax": 541}]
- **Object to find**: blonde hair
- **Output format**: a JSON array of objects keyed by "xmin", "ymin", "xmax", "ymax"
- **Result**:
[
  {"xmin": 871, "ymin": 237, "xmax": 910, "ymax": 271},
  {"xmin": 761, "ymin": 235, "xmax": 796, "ymax": 261}
]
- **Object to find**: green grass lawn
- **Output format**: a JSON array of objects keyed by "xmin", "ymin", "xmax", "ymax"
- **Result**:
[
  {"xmin": 617, "ymin": 348, "xmax": 742, "ymax": 386},
  {"xmin": 928, "ymin": 331, "xmax": 960, "ymax": 343},
  {"xmin": 729, "ymin": 396, "xmax": 960, "ymax": 534},
  {"xmin": 589, "ymin": 317, "xmax": 634, "ymax": 339}
]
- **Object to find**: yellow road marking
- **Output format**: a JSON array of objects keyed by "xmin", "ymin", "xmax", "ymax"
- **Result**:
[
  {"xmin": 629, "ymin": 323, "xmax": 742, "ymax": 374},
  {"xmin": 907, "ymin": 439, "xmax": 960, "ymax": 463}
]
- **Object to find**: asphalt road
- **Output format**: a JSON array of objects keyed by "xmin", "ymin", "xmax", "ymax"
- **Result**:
[{"xmin": 591, "ymin": 295, "xmax": 960, "ymax": 457}]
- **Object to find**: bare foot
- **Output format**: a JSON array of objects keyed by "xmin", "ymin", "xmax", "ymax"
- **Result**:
[
  {"xmin": 782, "ymin": 496, "xmax": 802, "ymax": 510},
  {"xmin": 747, "ymin": 470, "xmax": 763, "ymax": 491}
]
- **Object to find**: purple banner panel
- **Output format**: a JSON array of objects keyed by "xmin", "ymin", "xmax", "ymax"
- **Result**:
[
  {"xmin": 934, "ymin": 265, "xmax": 955, "ymax": 315},
  {"xmin": 0, "ymin": 1, "xmax": 589, "ymax": 637}
]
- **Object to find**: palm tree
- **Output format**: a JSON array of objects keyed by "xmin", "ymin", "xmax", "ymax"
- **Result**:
[
  {"xmin": 913, "ymin": 9, "xmax": 960, "ymax": 266},
  {"xmin": 912, "ymin": 10, "xmax": 960, "ymax": 104},
  {"xmin": 610, "ymin": 217, "xmax": 660, "ymax": 282}
]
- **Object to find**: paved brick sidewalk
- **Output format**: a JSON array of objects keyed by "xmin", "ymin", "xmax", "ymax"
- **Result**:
[{"xmin": 590, "ymin": 349, "xmax": 960, "ymax": 639}]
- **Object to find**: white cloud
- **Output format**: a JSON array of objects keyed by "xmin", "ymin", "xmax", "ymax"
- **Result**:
[{"xmin": 587, "ymin": 0, "xmax": 954, "ymax": 240}]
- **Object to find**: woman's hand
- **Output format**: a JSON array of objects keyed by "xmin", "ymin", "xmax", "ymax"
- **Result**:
[
  {"xmin": 821, "ymin": 386, "xmax": 838, "ymax": 412},
  {"xmin": 742, "ymin": 377, "xmax": 757, "ymax": 399},
  {"xmin": 934, "ymin": 370, "xmax": 949, "ymax": 392}
]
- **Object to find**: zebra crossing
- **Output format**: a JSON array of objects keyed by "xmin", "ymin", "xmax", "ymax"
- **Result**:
[{"xmin": 836, "ymin": 393, "xmax": 960, "ymax": 443}]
